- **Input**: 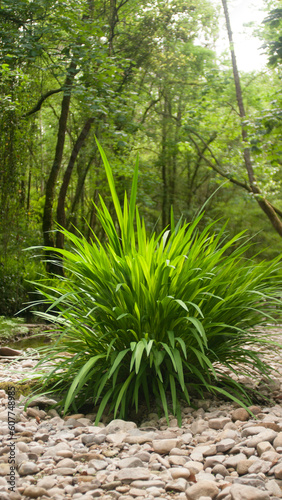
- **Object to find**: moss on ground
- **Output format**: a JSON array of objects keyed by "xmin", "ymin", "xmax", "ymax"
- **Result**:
[
  {"xmin": 0, "ymin": 316, "xmax": 29, "ymax": 341},
  {"xmin": 0, "ymin": 380, "xmax": 38, "ymax": 398}
]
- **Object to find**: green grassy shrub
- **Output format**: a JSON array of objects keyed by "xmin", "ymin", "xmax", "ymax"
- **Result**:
[{"xmin": 29, "ymin": 142, "xmax": 282, "ymax": 423}]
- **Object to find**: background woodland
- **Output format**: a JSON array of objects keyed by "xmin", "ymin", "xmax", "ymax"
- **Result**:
[{"xmin": 0, "ymin": 0, "xmax": 282, "ymax": 316}]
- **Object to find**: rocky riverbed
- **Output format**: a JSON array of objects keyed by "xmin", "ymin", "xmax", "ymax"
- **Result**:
[{"xmin": 1, "ymin": 327, "xmax": 282, "ymax": 500}]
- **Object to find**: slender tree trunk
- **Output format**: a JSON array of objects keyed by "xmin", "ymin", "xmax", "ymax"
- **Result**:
[
  {"xmin": 161, "ymin": 95, "xmax": 168, "ymax": 228},
  {"xmin": 168, "ymin": 99, "xmax": 181, "ymax": 210},
  {"xmin": 56, "ymin": 117, "xmax": 94, "ymax": 250},
  {"xmin": 27, "ymin": 167, "xmax": 31, "ymax": 212},
  {"xmin": 67, "ymin": 154, "xmax": 96, "ymax": 230},
  {"xmin": 222, "ymin": 0, "xmax": 282, "ymax": 237},
  {"xmin": 42, "ymin": 60, "xmax": 77, "ymax": 274},
  {"xmin": 39, "ymin": 110, "xmax": 45, "ymax": 195},
  {"xmin": 109, "ymin": 0, "xmax": 117, "ymax": 55}
]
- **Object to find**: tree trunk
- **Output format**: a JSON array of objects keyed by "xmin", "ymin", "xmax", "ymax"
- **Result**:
[
  {"xmin": 161, "ymin": 95, "xmax": 168, "ymax": 228},
  {"xmin": 42, "ymin": 60, "xmax": 77, "ymax": 274},
  {"xmin": 56, "ymin": 117, "xmax": 94, "ymax": 250},
  {"xmin": 67, "ymin": 154, "xmax": 96, "ymax": 230},
  {"xmin": 168, "ymin": 98, "xmax": 181, "ymax": 211},
  {"xmin": 27, "ymin": 167, "xmax": 31, "ymax": 212},
  {"xmin": 222, "ymin": 0, "xmax": 282, "ymax": 237}
]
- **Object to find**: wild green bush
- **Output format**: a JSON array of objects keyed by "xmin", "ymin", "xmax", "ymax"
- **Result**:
[
  {"xmin": 0, "ymin": 261, "xmax": 26, "ymax": 317},
  {"xmin": 0, "ymin": 258, "xmax": 39, "ymax": 317},
  {"xmin": 29, "ymin": 142, "xmax": 282, "ymax": 423}
]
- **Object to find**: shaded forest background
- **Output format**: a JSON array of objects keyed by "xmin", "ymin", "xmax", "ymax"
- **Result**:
[{"xmin": 0, "ymin": 0, "xmax": 282, "ymax": 316}]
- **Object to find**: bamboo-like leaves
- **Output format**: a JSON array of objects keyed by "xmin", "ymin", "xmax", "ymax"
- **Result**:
[{"xmin": 27, "ymin": 142, "xmax": 282, "ymax": 425}]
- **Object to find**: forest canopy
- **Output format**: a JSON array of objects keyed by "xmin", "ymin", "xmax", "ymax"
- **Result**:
[{"xmin": 0, "ymin": 0, "xmax": 282, "ymax": 316}]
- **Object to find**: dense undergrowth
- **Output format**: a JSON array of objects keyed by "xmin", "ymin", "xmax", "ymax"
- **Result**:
[{"xmin": 26, "ymin": 141, "xmax": 282, "ymax": 424}]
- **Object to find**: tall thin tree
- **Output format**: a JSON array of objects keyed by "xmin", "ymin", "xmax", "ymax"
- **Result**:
[{"xmin": 222, "ymin": 0, "xmax": 282, "ymax": 237}]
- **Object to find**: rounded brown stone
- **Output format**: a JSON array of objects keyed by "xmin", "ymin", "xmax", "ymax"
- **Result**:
[
  {"xmin": 18, "ymin": 462, "xmax": 39, "ymax": 476},
  {"xmin": 236, "ymin": 459, "xmax": 255, "ymax": 476},
  {"xmin": 261, "ymin": 422, "xmax": 281, "ymax": 432},
  {"xmin": 77, "ymin": 475, "xmax": 97, "ymax": 482},
  {"xmin": 64, "ymin": 413, "xmax": 85, "ymax": 420},
  {"xmin": 23, "ymin": 486, "xmax": 49, "ymax": 498},
  {"xmin": 26, "ymin": 408, "xmax": 42, "ymax": 419},
  {"xmin": 248, "ymin": 405, "xmax": 262, "ymax": 415},
  {"xmin": 0, "ymin": 346, "xmax": 21, "ymax": 356},
  {"xmin": 231, "ymin": 408, "xmax": 250, "ymax": 422},
  {"xmin": 152, "ymin": 438, "xmax": 180, "ymax": 454},
  {"xmin": 170, "ymin": 467, "xmax": 191, "ymax": 480},
  {"xmin": 56, "ymin": 450, "xmax": 73, "ymax": 458},
  {"xmin": 230, "ymin": 483, "xmax": 271, "ymax": 500},
  {"xmin": 186, "ymin": 480, "xmax": 219, "ymax": 499},
  {"xmin": 56, "ymin": 458, "xmax": 76, "ymax": 468},
  {"xmin": 273, "ymin": 432, "xmax": 282, "ymax": 449},
  {"xmin": 274, "ymin": 462, "xmax": 282, "ymax": 479}
]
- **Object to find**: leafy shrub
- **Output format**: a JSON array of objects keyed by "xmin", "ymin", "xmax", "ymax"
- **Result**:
[
  {"xmin": 0, "ymin": 259, "xmax": 37, "ymax": 317},
  {"xmin": 0, "ymin": 256, "xmax": 45, "ymax": 318},
  {"xmin": 29, "ymin": 142, "xmax": 282, "ymax": 423},
  {"xmin": 0, "ymin": 261, "xmax": 26, "ymax": 317},
  {"xmin": 0, "ymin": 215, "xmax": 45, "ymax": 317}
]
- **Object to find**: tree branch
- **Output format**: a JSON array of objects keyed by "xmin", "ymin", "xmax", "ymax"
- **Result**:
[
  {"xmin": 190, "ymin": 132, "xmax": 217, "ymax": 190},
  {"xmin": 22, "ymin": 88, "xmax": 63, "ymax": 117},
  {"xmin": 271, "ymin": 204, "xmax": 282, "ymax": 218},
  {"xmin": 117, "ymin": 0, "xmax": 131, "ymax": 11},
  {"xmin": 188, "ymin": 133, "xmax": 251, "ymax": 192},
  {"xmin": 188, "ymin": 131, "xmax": 282, "ymax": 219},
  {"xmin": 222, "ymin": 0, "xmax": 282, "ymax": 237},
  {"xmin": 0, "ymin": 11, "xmax": 25, "ymax": 26},
  {"xmin": 225, "ymin": 102, "xmax": 240, "ymax": 116},
  {"xmin": 140, "ymin": 97, "xmax": 161, "ymax": 124}
]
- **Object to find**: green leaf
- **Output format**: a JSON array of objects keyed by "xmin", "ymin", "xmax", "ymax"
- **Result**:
[
  {"xmin": 134, "ymin": 341, "xmax": 146, "ymax": 374},
  {"xmin": 64, "ymin": 354, "xmax": 104, "ymax": 414},
  {"xmin": 95, "ymin": 388, "xmax": 114, "ymax": 425},
  {"xmin": 172, "ymin": 348, "xmax": 185, "ymax": 391},
  {"xmin": 114, "ymin": 372, "xmax": 135, "ymax": 417},
  {"xmin": 127, "ymin": 155, "xmax": 139, "ymax": 245},
  {"xmin": 153, "ymin": 350, "xmax": 165, "ymax": 381},
  {"xmin": 94, "ymin": 371, "xmax": 109, "ymax": 402},
  {"xmin": 187, "ymin": 316, "xmax": 207, "ymax": 344},
  {"xmin": 157, "ymin": 378, "xmax": 169, "ymax": 425},
  {"xmin": 174, "ymin": 299, "xmax": 189, "ymax": 312},
  {"xmin": 169, "ymin": 373, "xmax": 177, "ymax": 414},
  {"xmin": 117, "ymin": 313, "xmax": 129, "ymax": 320},
  {"xmin": 106, "ymin": 339, "xmax": 116, "ymax": 360},
  {"xmin": 115, "ymin": 283, "xmax": 124, "ymax": 292},
  {"xmin": 143, "ymin": 338, "xmax": 154, "ymax": 356},
  {"xmin": 108, "ymin": 349, "xmax": 130, "ymax": 379},
  {"xmin": 186, "ymin": 301, "xmax": 204, "ymax": 318},
  {"xmin": 168, "ymin": 330, "xmax": 175, "ymax": 348},
  {"xmin": 175, "ymin": 337, "xmax": 187, "ymax": 359},
  {"xmin": 95, "ymin": 138, "xmax": 124, "ymax": 231},
  {"xmin": 160, "ymin": 343, "xmax": 177, "ymax": 371}
]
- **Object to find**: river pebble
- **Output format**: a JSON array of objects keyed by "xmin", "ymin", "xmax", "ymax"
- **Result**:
[{"xmin": 1, "ymin": 327, "xmax": 282, "ymax": 499}]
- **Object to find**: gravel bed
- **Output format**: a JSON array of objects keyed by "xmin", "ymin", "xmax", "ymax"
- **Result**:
[{"xmin": 0, "ymin": 327, "xmax": 282, "ymax": 500}]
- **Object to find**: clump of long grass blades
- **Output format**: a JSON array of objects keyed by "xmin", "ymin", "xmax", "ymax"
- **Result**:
[{"xmin": 27, "ymin": 141, "xmax": 282, "ymax": 424}]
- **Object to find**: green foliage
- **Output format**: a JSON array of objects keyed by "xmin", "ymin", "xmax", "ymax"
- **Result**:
[
  {"xmin": 262, "ymin": 7, "xmax": 282, "ymax": 67},
  {"xmin": 0, "ymin": 316, "xmax": 28, "ymax": 340},
  {"xmin": 29, "ymin": 144, "xmax": 282, "ymax": 423},
  {"xmin": 0, "ymin": 261, "xmax": 26, "ymax": 317},
  {"xmin": 0, "ymin": 254, "xmax": 44, "ymax": 317}
]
